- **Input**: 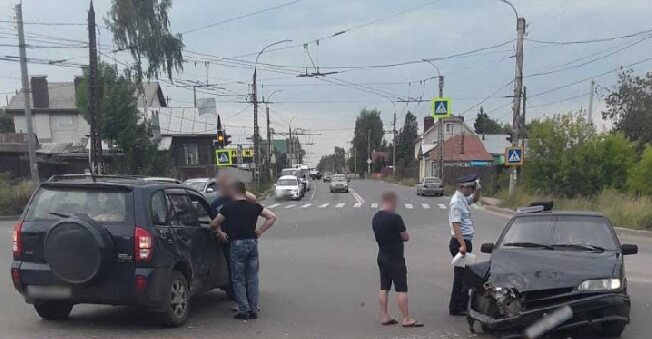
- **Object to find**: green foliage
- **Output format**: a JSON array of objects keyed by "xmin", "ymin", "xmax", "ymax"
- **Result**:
[
  {"xmin": 0, "ymin": 174, "xmax": 36, "ymax": 215},
  {"xmin": 317, "ymin": 147, "xmax": 346, "ymax": 173},
  {"xmin": 474, "ymin": 106, "xmax": 511, "ymax": 135},
  {"xmin": 348, "ymin": 109, "xmax": 384, "ymax": 174},
  {"xmin": 106, "ymin": 0, "xmax": 184, "ymax": 83},
  {"xmin": 603, "ymin": 70, "xmax": 652, "ymax": 144},
  {"xmin": 396, "ymin": 111, "xmax": 418, "ymax": 170},
  {"xmin": 0, "ymin": 108, "xmax": 14, "ymax": 133},
  {"xmin": 596, "ymin": 133, "xmax": 635, "ymax": 191},
  {"xmin": 524, "ymin": 112, "xmax": 599, "ymax": 197},
  {"xmin": 628, "ymin": 145, "xmax": 652, "ymax": 196}
]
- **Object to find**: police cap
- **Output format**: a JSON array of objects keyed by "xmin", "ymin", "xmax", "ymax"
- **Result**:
[{"xmin": 456, "ymin": 174, "xmax": 478, "ymax": 187}]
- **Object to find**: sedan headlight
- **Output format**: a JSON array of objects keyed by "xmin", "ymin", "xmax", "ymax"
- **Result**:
[{"xmin": 577, "ymin": 279, "xmax": 621, "ymax": 291}]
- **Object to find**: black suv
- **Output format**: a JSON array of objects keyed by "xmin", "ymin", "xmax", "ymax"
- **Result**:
[{"xmin": 11, "ymin": 175, "xmax": 230, "ymax": 327}]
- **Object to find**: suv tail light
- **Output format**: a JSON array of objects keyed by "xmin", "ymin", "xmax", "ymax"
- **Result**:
[
  {"xmin": 12, "ymin": 222, "xmax": 22, "ymax": 260},
  {"xmin": 134, "ymin": 227, "xmax": 153, "ymax": 262}
]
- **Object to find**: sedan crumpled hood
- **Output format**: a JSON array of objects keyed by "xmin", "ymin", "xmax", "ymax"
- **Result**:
[{"xmin": 486, "ymin": 249, "xmax": 620, "ymax": 292}]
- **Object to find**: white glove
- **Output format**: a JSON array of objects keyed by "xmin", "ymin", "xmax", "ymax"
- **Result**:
[{"xmin": 475, "ymin": 179, "xmax": 482, "ymax": 190}]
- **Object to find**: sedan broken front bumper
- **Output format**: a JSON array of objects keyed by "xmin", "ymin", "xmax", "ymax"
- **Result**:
[{"xmin": 467, "ymin": 290, "xmax": 630, "ymax": 334}]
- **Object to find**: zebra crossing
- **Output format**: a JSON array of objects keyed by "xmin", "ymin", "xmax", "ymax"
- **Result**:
[{"xmin": 264, "ymin": 201, "xmax": 449, "ymax": 211}]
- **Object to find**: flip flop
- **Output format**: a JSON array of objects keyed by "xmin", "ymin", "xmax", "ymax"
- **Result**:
[
  {"xmin": 381, "ymin": 319, "xmax": 398, "ymax": 326},
  {"xmin": 402, "ymin": 321, "xmax": 424, "ymax": 328}
]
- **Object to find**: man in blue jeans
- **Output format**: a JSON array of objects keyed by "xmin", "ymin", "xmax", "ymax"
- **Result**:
[{"xmin": 211, "ymin": 181, "xmax": 276, "ymax": 320}]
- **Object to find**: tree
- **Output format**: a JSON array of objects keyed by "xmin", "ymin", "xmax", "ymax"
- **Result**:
[
  {"xmin": 396, "ymin": 111, "xmax": 418, "ymax": 171},
  {"xmin": 317, "ymin": 147, "xmax": 346, "ymax": 173},
  {"xmin": 76, "ymin": 62, "xmax": 170, "ymax": 175},
  {"xmin": 106, "ymin": 0, "xmax": 184, "ymax": 83},
  {"xmin": 348, "ymin": 109, "xmax": 384, "ymax": 174},
  {"xmin": 474, "ymin": 106, "xmax": 511, "ymax": 134},
  {"xmin": 603, "ymin": 70, "xmax": 652, "ymax": 145},
  {"xmin": 0, "ymin": 108, "xmax": 14, "ymax": 133},
  {"xmin": 524, "ymin": 112, "xmax": 600, "ymax": 197},
  {"xmin": 596, "ymin": 133, "xmax": 635, "ymax": 191},
  {"xmin": 628, "ymin": 145, "xmax": 652, "ymax": 196}
]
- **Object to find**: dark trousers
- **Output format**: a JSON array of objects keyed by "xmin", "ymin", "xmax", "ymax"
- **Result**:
[{"xmin": 448, "ymin": 237, "xmax": 473, "ymax": 313}]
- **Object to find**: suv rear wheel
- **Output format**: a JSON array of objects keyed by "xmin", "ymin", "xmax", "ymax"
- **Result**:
[
  {"xmin": 160, "ymin": 271, "xmax": 190, "ymax": 327},
  {"xmin": 34, "ymin": 301, "xmax": 73, "ymax": 320}
]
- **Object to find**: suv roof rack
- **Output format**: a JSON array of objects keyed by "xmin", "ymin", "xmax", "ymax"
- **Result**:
[
  {"xmin": 517, "ymin": 201, "xmax": 554, "ymax": 214},
  {"xmin": 47, "ymin": 174, "xmax": 148, "ymax": 183}
]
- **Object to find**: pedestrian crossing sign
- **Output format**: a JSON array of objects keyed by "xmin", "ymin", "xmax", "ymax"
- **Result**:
[
  {"xmin": 505, "ymin": 146, "xmax": 524, "ymax": 166},
  {"xmin": 431, "ymin": 97, "xmax": 452, "ymax": 118},
  {"xmin": 216, "ymin": 149, "xmax": 232, "ymax": 166},
  {"xmin": 229, "ymin": 149, "xmax": 238, "ymax": 158}
]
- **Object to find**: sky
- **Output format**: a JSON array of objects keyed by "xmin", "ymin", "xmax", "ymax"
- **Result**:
[{"xmin": 1, "ymin": 0, "xmax": 652, "ymax": 165}]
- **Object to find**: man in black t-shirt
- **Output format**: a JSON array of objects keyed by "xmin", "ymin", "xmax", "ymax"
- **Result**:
[
  {"xmin": 372, "ymin": 192, "xmax": 423, "ymax": 328},
  {"xmin": 211, "ymin": 181, "xmax": 276, "ymax": 320}
]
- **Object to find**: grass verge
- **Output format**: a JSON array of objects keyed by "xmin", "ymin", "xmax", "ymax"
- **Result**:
[
  {"xmin": 0, "ymin": 176, "xmax": 36, "ymax": 216},
  {"xmin": 494, "ymin": 189, "xmax": 652, "ymax": 230}
]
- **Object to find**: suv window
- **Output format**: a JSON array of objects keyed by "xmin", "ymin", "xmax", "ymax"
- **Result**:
[
  {"xmin": 189, "ymin": 194, "xmax": 213, "ymax": 226},
  {"xmin": 26, "ymin": 187, "xmax": 128, "ymax": 223},
  {"xmin": 167, "ymin": 193, "xmax": 200, "ymax": 227},
  {"xmin": 151, "ymin": 190, "xmax": 169, "ymax": 225}
]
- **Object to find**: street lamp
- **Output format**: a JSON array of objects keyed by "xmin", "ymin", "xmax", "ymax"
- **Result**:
[
  {"xmin": 263, "ymin": 89, "xmax": 282, "ymax": 181},
  {"xmin": 498, "ymin": 0, "xmax": 519, "ymax": 21},
  {"xmin": 422, "ymin": 59, "xmax": 445, "ymax": 180},
  {"xmin": 252, "ymin": 39, "xmax": 292, "ymax": 190},
  {"xmin": 288, "ymin": 115, "xmax": 297, "ymax": 167}
]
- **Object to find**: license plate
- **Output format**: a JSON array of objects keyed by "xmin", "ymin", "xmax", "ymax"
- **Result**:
[{"xmin": 26, "ymin": 285, "xmax": 72, "ymax": 300}]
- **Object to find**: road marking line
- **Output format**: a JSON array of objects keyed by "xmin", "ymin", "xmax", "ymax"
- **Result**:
[
  {"xmin": 335, "ymin": 202, "xmax": 345, "ymax": 208},
  {"xmin": 285, "ymin": 204, "xmax": 296, "ymax": 209},
  {"xmin": 309, "ymin": 182, "xmax": 317, "ymax": 201},
  {"xmin": 405, "ymin": 203, "xmax": 414, "ymax": 209},
  {"xmin": 267, "ymin": 203, "xmax": 281, "ymax": 209},
  {"xmin": 319, "ymin": 203, "xmax": 329, "ymax": 208},
  {"xmin": 438, "ymin": 203, "xmax": 447, "ymax": 209},
  {"xmin": 354, "ymin": 202, "xmax": 362, "ymax": 208},
  {"xmin": 300, "ymin": 203, "xmax": 312, "ymax": 208},
  {"xmin": 422, "ymin": 203, "xmax": 430, "ymax": 209},
  {"xmin": 350, "ymin": 189, "xmax": 365, "ymax": 204},
  {"xmin": 371, "ymin": 203, "xmax": 379, "ymax": 208}
]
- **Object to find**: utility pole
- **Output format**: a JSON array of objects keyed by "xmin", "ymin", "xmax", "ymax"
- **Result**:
[
  {"xmin": 392, "ymin": 112, "xmax": 396, "ymax": 177},
  {"xmin": 288, "ymin": 125, "xmax": 292, "ymax": 167},
  {"xmin": 88, "ymin": 1, "xmax": 103, "ymax": 174},
  {"xmin": 367, "ymin": 129, "xmax": 371, "ymax": 176},
  {"xmin": 508, "ymin": 16, "xmax": 525, "ymax": 196},
  {"xmin": 252, "ymin": 70, "xmax": 260, "ymax": 190},
  {"xmin": 522, "ymin": 86, "xmax": 527, "ymax": 147},
  {"xmin": 437, "ymin": 75, "xmax": 444, "ymax": 180},
  {"xmin": 15, "ymin": 3, "xmax": 39, "ymax": 181},
  {"xmin": 266, "ymin": 105, "xmax": 272, "ymax": 181},
  {"xmin": 193, "ymin": 86, "xmax": 197, "ymax": 107},
  {"xmin": 588, "ymin": 80, "xmax": 595, "ymax": 127}
]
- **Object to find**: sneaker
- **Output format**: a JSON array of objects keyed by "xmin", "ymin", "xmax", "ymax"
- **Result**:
[
  {"xmin": 248, "ymin": 311, "xmax": 258, "ymax": 319},
  {"xmin": 234, "ymin": 312, "xmax": 249, "ymax": 320}
]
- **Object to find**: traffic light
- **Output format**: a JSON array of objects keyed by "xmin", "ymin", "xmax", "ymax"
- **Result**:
[
  {"xmin": 216, "ymin": 130, "xmax": 225, "ymax": 148},
  {"xmin": 224, "ymin": 133, "xmax": 232, "ymax": 146}
]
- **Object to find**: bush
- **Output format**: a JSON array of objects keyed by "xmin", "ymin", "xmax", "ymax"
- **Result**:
[
  {"xmin": 628, "ymin": 145, "xmax": 652, "ymax": 196},
  {"xmin": 0, "ymin": 175, "xmax": 36, "ymax": 216}
]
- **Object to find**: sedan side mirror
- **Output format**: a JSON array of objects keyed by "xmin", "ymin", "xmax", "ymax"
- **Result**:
[
  {"xmin": 621, "ymin": 244, "xmax": 638, "ymax": 255},
  {"xmin": 481, "ymin": 243, "xmax": 494, "ymax": 254}
]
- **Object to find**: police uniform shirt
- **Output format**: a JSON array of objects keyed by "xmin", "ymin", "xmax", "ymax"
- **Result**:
[{"xmin": 449, "ymin": 190, "xmax": 474, "ymax": 241}]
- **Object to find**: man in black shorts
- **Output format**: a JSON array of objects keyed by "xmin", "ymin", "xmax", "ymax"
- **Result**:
[{"xmin": 372, "ymin": 191, "xmax": 423, "ymax": 328}]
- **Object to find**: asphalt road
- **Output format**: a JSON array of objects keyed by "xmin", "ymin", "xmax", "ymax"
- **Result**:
[{"xmin": 1, "ymin": 179, "xmax": 652, "ymax": 338}]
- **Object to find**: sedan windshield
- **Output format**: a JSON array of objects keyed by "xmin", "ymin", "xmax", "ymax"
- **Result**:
[
  {"xmin": 425, "ymin": 178, "xmax": 441, "ymax": 184},
  {"xmin": 332, "ymin": 175, "xmax": 346, "ymax": 181},
  {"xmin": 500, "ymin": 215, "xmax": 618, "ymax": 251}
]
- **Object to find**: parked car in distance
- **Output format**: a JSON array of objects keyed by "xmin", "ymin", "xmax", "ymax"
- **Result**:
[
  {"xmin": 329, "ymin": 174, "xmax": 349, "ymax": 193},
  {"xmin": 11, "ymin": 174, "xmax": 230, "ymax": 327},
  {"xmin": 144, "ymin": 177, "xmax": 182, "ymax": 184},
  {"xmin": 323, "ymin": 172, "xmax": 332, "ymax": 182},
  {"xmin": 466, "ymin": 204, "xmax": 638, "ymax": 337},
  {"xmin": 416, "ymin": 177, "xmax": 444, "ymax": 196},
  {"xmin": 183, "ymin": 177, "xmax": 219, "ymax": 202},
  {"xmin": 275, "ymin": 175, "xmax": 302, "ymax": 201}
]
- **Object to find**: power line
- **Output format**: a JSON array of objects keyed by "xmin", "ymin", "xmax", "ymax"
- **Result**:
[
  {"xmin": 459, "ymin": 79, "xmax": 514, "ymax": 116},
  {"xmin": 526, "ymin": 27, "xmax": 652, "ymax": 45},
  {"xmin": 181, "ymin": 0, "xmax": 309, "ymax": 34}
]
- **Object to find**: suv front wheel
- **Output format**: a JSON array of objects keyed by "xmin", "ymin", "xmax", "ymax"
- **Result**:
[
  {"xmin": 34, "ymin": 301, "xmax": 73, "ymax": 320},
  {"xmin": 160, "ymin": 271, "xmax": 190, "ymax": 327}
]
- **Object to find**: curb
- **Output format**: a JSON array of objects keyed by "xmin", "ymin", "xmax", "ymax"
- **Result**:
[{"xmin": 0, "ymin": 215, "xmax": 19, "ymax": 221}]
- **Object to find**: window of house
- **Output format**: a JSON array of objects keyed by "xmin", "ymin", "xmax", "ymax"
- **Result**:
[
  {"xmin": 57, "ymin": 116, "xmax": 73, "ymax": 127},
  {"xmin": 183, "ymin": 144, "xmax": 199, "ymax": 165}
]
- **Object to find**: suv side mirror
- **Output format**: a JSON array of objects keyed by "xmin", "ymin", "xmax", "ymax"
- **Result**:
[
  {"xmin": 206, "ymin": 187, "xmax": 215, "ymax": 193},
  {"xmin": 481, "ymin": 243, "xmax": 494, "ymax": 254},
  {"xmin": 621, "ymin": 244, "xmax": 638, "ymax": 255}
]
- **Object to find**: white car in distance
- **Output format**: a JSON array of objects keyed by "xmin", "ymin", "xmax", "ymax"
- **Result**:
[{"xmin": 275, "ymin": 175, "xmax": 303, "ymax": 201}]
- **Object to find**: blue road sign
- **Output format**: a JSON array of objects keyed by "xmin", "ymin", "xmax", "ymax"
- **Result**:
[
  {"xmin": 505, "ymin": 147, "xmax": 524, "ymax": 166},
  {"xmin": 431, "ymin": 97, "xmax": 452, "ymax": 118}
]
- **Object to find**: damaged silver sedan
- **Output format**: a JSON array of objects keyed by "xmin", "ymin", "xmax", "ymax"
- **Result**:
[{"xmin": 465, "ymin": 209, "xmax": 638, "ymax": 338}]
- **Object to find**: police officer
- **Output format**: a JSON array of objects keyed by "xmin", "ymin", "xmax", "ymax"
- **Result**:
[{"xmin": 448, "ymin": 174, "xmax": 481, "ymax": 316}]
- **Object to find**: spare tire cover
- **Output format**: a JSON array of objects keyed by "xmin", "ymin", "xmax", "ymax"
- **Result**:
[{"xmin": 44, "ymin": 217, "xmax": 113, "ymax": 284}]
